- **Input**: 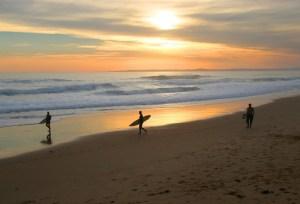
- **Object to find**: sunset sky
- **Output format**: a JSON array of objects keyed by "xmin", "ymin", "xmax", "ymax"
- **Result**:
[{"xmin": 0, "ymin": 0, "xmax": 300, "ymax": 72}]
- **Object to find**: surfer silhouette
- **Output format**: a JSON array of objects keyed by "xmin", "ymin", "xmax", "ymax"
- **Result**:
[
  {"xmin": 138, "ymin": 111, "xmax": 147, "ymax": 135},
  {"xmin": 45, "ymin": 112, "xmax": 52, "ymax": 131},
  {"xmin": 246, "ymin": 104, "xmax": 255, "ymax": 128}
]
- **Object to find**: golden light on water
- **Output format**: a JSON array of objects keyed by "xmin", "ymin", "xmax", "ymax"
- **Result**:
[{"xmin": 148, "ymin": 10, "xmax": 181, "ymax": 30}]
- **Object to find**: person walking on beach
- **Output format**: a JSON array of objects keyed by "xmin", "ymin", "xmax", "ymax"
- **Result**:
[
  {"xmin": 45, "ymin": 111, "xmax": 52, "ymax": 131},
  {"xmin": 138, "ymin": 111, "xmax": 147, "ymax": 135},
  {"xmin": 246, "ymin": 104, "xmax": 255, "ymax": 128}
]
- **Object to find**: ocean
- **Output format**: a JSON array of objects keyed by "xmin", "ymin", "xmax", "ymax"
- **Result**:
[{"xmin": 1, "ymin": 70, "xmax": 300, "ymax": 127}]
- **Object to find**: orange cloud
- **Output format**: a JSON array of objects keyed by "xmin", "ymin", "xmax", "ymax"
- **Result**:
[{"xmin": 1, "ymin": 46, "xmax": 299, "ymax": 72}]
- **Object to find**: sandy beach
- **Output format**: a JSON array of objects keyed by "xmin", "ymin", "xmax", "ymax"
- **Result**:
[{"xmin": 0, "ymin": 96, "xmax": 299, "ymax": 204}]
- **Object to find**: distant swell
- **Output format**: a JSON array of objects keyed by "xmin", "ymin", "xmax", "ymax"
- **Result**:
[
  {"xmin": 0, "ymin": 85, "xmax": 292, "ymax": 114},
  {"xmin": 101, "ymin": 86, "xmax": 200, "ymax": 95},
  {"xmin": 142, "ymin": 74, "xmax": 300, "ymax": 82},
  {"xmin": 155, "ymin": 77, "xmax": 300, "ymax": 86},
  {"xmin": 0, "ymin": 72, "xmax": 299, "ymax": 117},
  {"xmin": 0, "ymin": 78, "xmax": 74, "ymax": 84},
  {"xmin": 141, "ymin": 75, "xmax": 208, "ymax": 80},
  {"xmin": 0, "ymin": 83, "xmax": 117, "ymax": 96},
  {"xmin": 251, "ymin": 77, "xmax": 300, "ymax": 82}
]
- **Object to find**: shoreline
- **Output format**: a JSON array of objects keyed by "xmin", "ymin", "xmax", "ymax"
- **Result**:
[
  {"xmin": 0, "ymin": 90, "xmax": 299, "ymax": 159},
  {"xmin": 0, "ymin": 93, "xmax": 299, "ymax": 203},
  {"xmin": 1, "ymin": 89, "xmax": 299, "ymax": 129}
]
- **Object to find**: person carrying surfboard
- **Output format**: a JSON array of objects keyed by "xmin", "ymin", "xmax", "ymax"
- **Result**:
[
  {"xmin": 129, "ymin": 112, "xmax": 151, "ymax": 134},
  {"xmin": 138, "ymin": 111, "xmax": 147, "ymax": 135}
]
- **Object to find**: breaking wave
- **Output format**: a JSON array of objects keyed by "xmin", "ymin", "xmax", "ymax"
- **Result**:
[
  {"xmin": 141, "ymin": 74, "xmax": 209, "ymax": 80},
  {"xmin": 0, "ymin": 70, "xmax": 299, "ymax": 126},
  {"xmin": 0, "ymin": 83, "xmax": 117, "ymax": 96},
  {"xmin": 251, "ymin": 77, "xmax": 300, "ymax": 82},
  {"xmin": 101, "ymin": 86, "xmax": 200, "ymax": 95}
]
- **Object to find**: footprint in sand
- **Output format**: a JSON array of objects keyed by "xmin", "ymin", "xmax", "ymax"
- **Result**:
[
  {"xmin": 147, "ymin": 190, "xmax": 170, "ymax": 196},
  {"xmin": 261, "ymin": 190, "xmax": 274, "ymax": 195},
  {"xmin": 178, "ymin": 180, "xmax": 186, "ymax": 184},
  {"xmin": 235, "ymin": 179, "xmax": 241, "ymax": 183},
  {"xmin": 226, "ymin": 191, "xmax": 245, "ymax": 199}
]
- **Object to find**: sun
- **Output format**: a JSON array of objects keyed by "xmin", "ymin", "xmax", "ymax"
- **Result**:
[{"xmin": 148, "ymin": 10, "xmax": 180, "ymax": 30}]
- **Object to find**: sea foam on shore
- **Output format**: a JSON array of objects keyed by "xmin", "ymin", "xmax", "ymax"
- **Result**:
[{"xmin": 1, "ymin": 70, "xmax": 300, "ymax": 127}]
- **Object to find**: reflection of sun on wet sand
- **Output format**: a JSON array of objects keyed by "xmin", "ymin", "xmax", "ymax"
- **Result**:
[
  {"xmin": 0, "ymin": 96, "xmax": 299, "ymax": 204},
  {"xmin": 0, "ymin": 98, "xmax": 267, "ymax": 159}
]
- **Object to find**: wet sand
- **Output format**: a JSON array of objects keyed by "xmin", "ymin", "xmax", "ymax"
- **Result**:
[
  {"xmin": 0, "ymin": 92, "xmax": 292, "ymax": 159},
  {"xmin": 0, "ymin": 96, "xmax": 299, "ymax": 204}
]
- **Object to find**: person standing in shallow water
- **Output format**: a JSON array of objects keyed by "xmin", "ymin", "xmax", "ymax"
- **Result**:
[
  {"xmin": 45, "ymin": 112, "xmax": 52, "ymax": 131},
  {"xmin": 138, "ymin": 111, "xmax": 147, "ymax": 135},
  {"xmin": 246, "ymin": 104, "xmax": 255, "ymax": 128}
]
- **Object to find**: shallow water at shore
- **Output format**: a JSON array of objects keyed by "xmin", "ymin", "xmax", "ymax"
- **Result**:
[{"xmin": 0, "ymin": 90, "xmax": 299, "ymax": 159}]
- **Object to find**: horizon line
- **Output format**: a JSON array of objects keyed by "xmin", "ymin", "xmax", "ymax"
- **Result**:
[{"xmin": 0, "ymin": 67, "xmax": 299, "ymax": 73}]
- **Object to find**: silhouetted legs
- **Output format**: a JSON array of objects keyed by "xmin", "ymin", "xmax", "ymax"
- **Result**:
[
  {"xmin": 46, "ymin": 131, "xmax": 52, "ymax": 144},
  {"xmin": 43, "ymin": 123, "xmax": 52, "ymax": 144},
  {"xmin": 246, "ymin": 115, "xmax": 254, "ymax": 128},
  {"xmin": 46, "ymin": 122, "xmax": 51, "ymax": 132},
  {"xmin": 139, "ymin": 123, "xmax": 147, "ymax": 135}
]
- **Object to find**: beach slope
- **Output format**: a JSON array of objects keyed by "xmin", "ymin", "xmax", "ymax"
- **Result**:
[{"xmin": 0, "ymin": 96, "xmax": 299, "ymax": 204}]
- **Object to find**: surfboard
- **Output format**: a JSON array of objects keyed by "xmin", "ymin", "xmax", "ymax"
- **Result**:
[
  {"xmin": 129, "ymin": 115, "xmax": 151, "ymax": 127},
  {"xmin": 40, "ymin": 118, "xmax": 47, "ymax": 124}
]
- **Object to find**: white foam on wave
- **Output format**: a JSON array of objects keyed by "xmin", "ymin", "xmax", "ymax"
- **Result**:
[
  {"xmin": 0, "ymin": 71, "xmax": 300, "ymax": 126},
  {"xmin": 141, "ymin": 74, "xmax": 209, "ymax": 80},
  {"xmin": 0, "ymin": 83, "xmax": 117, "ymax": 96},
  {"xmin": 100, "ymin": 86, "xmax": 200, "ymax": 95}
]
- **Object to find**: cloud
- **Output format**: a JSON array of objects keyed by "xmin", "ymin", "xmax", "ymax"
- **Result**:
[
  {"xmin": 0, "ymin": 0, "xmax": 300, "ymax": 54},
  {"xmin": 0, "ymin": 0, "xmax": 163, "ymax": 37},
  {"xmin": 0, "ymin": 31, "xmax": 101, "ymax": 55},
  {"xmin": 172, "ymin": 2, "xmax": 300, "ymax": 52}
]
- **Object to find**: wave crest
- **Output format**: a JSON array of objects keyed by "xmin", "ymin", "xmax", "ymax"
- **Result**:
[
  {"xmin": 101, "ymin": 86, "xmax": 200, "ymax": 95},
  {"xmin": 141, "ymin": 75, "xmax": 208, "ymax": 80},
  {"xmin": 0, "ymin": 83, "xmax": 117, "ymax": 96}
]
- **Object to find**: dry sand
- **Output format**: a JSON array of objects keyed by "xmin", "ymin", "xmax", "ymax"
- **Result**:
[{"xmin": 0, "ymin": 96, "xmax": 299, "ymax": 204}]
